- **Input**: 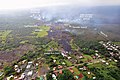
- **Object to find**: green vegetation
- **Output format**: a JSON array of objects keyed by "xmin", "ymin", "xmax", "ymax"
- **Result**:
[
  {"xmin": 20, "ymin": 40, "xmax": 29, "ymax": 44},
  {"xmin": 0, "ymin": 18, "xmax": 119, "ymax": 80},
  {"xmin": 46, "ymin": 73, "xmax": 53, "ymax": 80},
  {"xmin": 4, "ymin": 66, "xmax": 15, "ymax": 76},
  {"xmin": 74, "ymin": 40, "xmax": 108, "ymax": 55},
  {"xmin": 112, "ymin": 41, "xmax": 120, "ymax": 46},
  {"xmin": 64, "ymin": 60, "xmax": 72, "ymax": 67},
  {"xmin": 88, "ymin": 63, "xmax": 120, "ymax": 80},
  {"xmin": 73, "ymin": 67, "xmax": 80, "ymax": 75},
  {"xmin": 45, "ymin": 40, "xmax": 59, "ymax": 51},
  {"xmin": 32, "ymin": 26, "xmax": 50, "ymax": 37},
  {"xmin": 70, "ymin": 39, "xmax": 79, "ymax": 51},
  {"xmin": 0, "ymin": 30, "xmax": 12, "ymax": 44},
  {"xmin": 81, "ymin": 54, "xmax": 93, "ymax": 62},
  {"xmin": 57, "ymin": 69, "xmax": 75, "ymax": 80}
]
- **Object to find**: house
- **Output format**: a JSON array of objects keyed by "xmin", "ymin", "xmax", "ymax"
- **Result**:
[
  {"xmin": 69, "ymin": 68, "xmax": 74, "ymax": 73},
  {"xmin": 106, "ymin": 63, "xmax": 109, "ymax": 65},
  {"xmin": 83, "ymin": 66, "xmax": 87, "ymax": 70},
  {"xmin": 22, "ymin": 60, "xmax": 26, "ymax": 64},
  {"xmin": 88, "ymin": 72, "xmax": 91, "ymax": 75},
  {"xmin": 95, "ymin": 53, "xmax": 99, "ymax": 56},
  {"xmin": 0, "ymin": 66, "xmax": 3, "ymax": 70},
  {"xmin": 93, "ymin": 77, "xmax": 96, "ymax": 79},
  {"xmin": 79, "ymin": 56, "xmax": 83, "ymax": 59},
  {"xmin": 19, "ymin": 73, "xmax": 25, "ymax": 80},
  {"xmin": 59, "ymin": 70, "xmax": 62, "ymax": 74},
  {"xmin": 7, "ymin": 75, "xmax": 13, "ymax": 80},
  {"xmin": 53, "ymin": 60, "xmax": 56, "ymax": 63},
  {"xmin": 0, "ymin": 72, "xmax": 3, "ymax": 77},
  {"xmin": 78, "ymin": 73, "xmax": 83, "ymax": 78},
  {"xmin": 92, "ymin": 56, "xmax": 96, "ymax": 59},
  {"xmin": 52, "ymin": 74, "xmax": 57, "ymax": 80},
  {"xmin": 53, "ymin": 67, "xmax": 56, "ymax": 71},
  {"xmin": 14, "ymin": 76, "xmax": 18, "ymax": 79},
  {"xmin": 74, "ymin": 76, "xmax": 79, "ymax": 79},
  {"xmin": 0, "ymin": 63, "xmax": 2, "ymax": 66},
  {"xmin": 95, "ymin": 50, "xmax": 98, "ymax": 53},
  {"xmin": 109, "ymin": 59, "xmax": 112, "ymax": 61},
  {"xmin": 54, "ymin": 71, "xmax": 58, "ymax": 76},
  {"xmin": 26, "ymin": 65, "xmax": 31, "ymax": 69},
  {"xmin": 62, "ymin": 62, "xmax": 65, "ymax": 65},
  {"xmin": 27, "ymin": 71, "xmax": 33, "ymax": 76},
  {"xmin": 79, "ymin": 68, "xmax": 83, "ymax": 70},
  {"xmin": 35, "ymin": 29, "xmax": 42, "ymax": 32},
  {"xmin": 114, "ymin": 60, "xmax": 118, "ymax": 62},
  {"xmin": 70, "ymin": 69, "xmax": 74, "ymax": 73},
  {"xmin": 67, "ymin": 56, "xmax": 71, "ymax": 59},
  {"xmin": 61, "ymin": 52, "xmax": 67, "ymax": 57},
  {"xmin": 16, "ymin": 69, "xmax": 21, "ymax": 73},
  {"xmin": 101, "ymin": 60, "xmax": 106, "ymax": 63},
  {"xmin": 36, "ymin": 63, "xmax": 39, "ymax": 66},
  {"xmin": 28, "ymin": 61, "xmax": 33, "ymax": 64},
  {"xmin": 32, "ymin": 72, "xmax": 37, "ymax": 80},
  {"xmin": 58, "ymin": 65, "xmax": 63, "ymax": 69},
  {"xmin": 14, "ymin": 65, "xmax": 18, "ymax": 68}
]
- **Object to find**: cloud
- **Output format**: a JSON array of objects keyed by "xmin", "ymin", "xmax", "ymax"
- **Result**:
[{"xmin": 0, "ymin": 0, "xmax": 119, "ymax": 10}]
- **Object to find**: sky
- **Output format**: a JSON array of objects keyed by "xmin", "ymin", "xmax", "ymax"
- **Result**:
[{"xmin": 0, "ymin": 0, "xmax": 120, "ymax": 10}]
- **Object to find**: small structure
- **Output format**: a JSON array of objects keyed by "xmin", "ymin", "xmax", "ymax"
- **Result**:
[
  {"xmin": 26, "ymin": 65, "xmax": 31, "ymax": 69},
  {"xmin": 93, "ymin": 77, "xmax": 96, "ymax": 79},
  {"xmin": 52, "ymin": 74, "xmax": 57, "ymax": 80},
  {"xmin": 88, "ymin": 72, "xmax": 90, "ymax": 75},
  {"xmin": 78, "ymin": 73, "xmax": 83, "ymax": 78},
  {"xmin": 19, "ymin": 73, "xmax": 25, "ymax": 80},
  {"xmin": 58, "ymin": 65, "xmax": 63, "ymax": 69},
  {"xmin": 0, "ymin": 72, "xmax": 3, "ymax": 77},
  {"xmin": 106, "ymin": 63, "xmax": 109, "ymax": 65},
  {"xmin": 59, "ymin": 70, "xmax": 62, "ymax": 74},
  {"xmin": 7, "ymin": 75, "xmax": 13, "ymax": 80},
  {"xmin": 27, "ymin": 71, "xmax": 33, "ymax": 76}
]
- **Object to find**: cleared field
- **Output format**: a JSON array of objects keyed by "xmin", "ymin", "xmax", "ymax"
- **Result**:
[
  {"xmin": 112, "ymin": 42, "xmax": 120, "ymax": 46},
  {"xmin": 81, "ymin": 54, "xmax": 93, "ymax": 62},
  {"xmin": 32, "ymin": 26, "xmax": 50, "ymax": 37},
  {"xmin": 70, "ymin": 39, "xmax": 79, "ymax": 51},
  {"xmin": 0, "ymin": 30, "xmax": 12, "ymax": 44},
  {"xmin": 64, "ymin": 60, "xmax": 72, "ymax": 67},
  {"xmin": 46, "ymin": 41, "xmax": 59, "ymax": 51},
  {"xmin": 73, "ymin": 67, "xmax": 80, "ymax": 75}
]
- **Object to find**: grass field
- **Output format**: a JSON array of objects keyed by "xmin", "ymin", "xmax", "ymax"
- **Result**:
[
  {"xmin": 70, "ymin": 39, "xmax": 79, "ymax": 51},
  {"xmin": 0, "ymin": 30, "xmax": 12, "ymax": 44},
  {"xmin": 64, "ymin": 60, "xmax": 73, "ymax": 67},
  {"xmin": 81, "ymin": 54, "xmax": 93, "ymax": 62},
  {"xmin": 73, "ymin": 67, "xmax": 80, "ymax": 75},
  {"xmin": 32, "ymin": 26, "xmax": 50, "ymax": 38},
  {"xmin": 112, "ymin": 42, "xmax": 120, "ymax": 46},
  {"xmin": 46, "ymin": 40, "xmax": 59, "ymax": 51}
]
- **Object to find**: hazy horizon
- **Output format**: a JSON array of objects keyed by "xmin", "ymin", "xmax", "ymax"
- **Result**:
[{"xmin": 0, "ymin": 0, "xmax": 120, "ymax": 10}]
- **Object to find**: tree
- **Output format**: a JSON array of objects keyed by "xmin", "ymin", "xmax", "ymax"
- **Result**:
[
  {"xmin": 4, "ymin": 66, "xmax": 15, "ymax": 76},
  {"xmin": 46, "ymin": 73, "xmax": 53, "ymax": 80},
  {"xmin": 57, "ymin": 69, "xmax": 75, "ymax": 80}
]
